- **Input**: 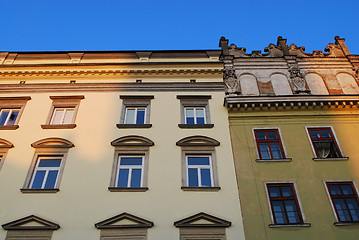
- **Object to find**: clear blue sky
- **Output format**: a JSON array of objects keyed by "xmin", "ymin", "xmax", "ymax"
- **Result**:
[{"xmin": 1, "ymin": 0, "xmax": 358, "ymax": 54}]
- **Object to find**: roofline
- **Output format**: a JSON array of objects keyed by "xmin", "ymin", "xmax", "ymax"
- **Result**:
[{"xmin": 1, "ymin": 49, "xmax": 222, "ymax": 54}]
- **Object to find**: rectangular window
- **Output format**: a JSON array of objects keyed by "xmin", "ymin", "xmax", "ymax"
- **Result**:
[
  {"xmin": 0, "ymin": 109, "xmax": 20, "ymax": 126},
  {"xmin": 116, "ymin": 156, "xmax": 144, "ymax": 188},
  {"xmin": 326, "ymin": 182, "xmax": 359, "ymax": 223},
  {"xmin": 124, "ymin": 107, "xmax": 146, "ymax": 124},
  {"xmin": 185, "ymin": 107, "xmax": 206, "ymax": 124},
  {"xmin": 266, "ymin": 183, "xmax": 304, "ymax": 225},
  {"xmin": 29, "ymin": 156, "xmax": 63, "ymax": 189},
  {"xmin": 186, "ymin": 155, "xmax": 213, "ymax": 187},
  {"xmin": 254, "ymin": 129, "xmax": 285, "ymax": 160},
  {"xmin": 50, "ymin": 107, "xmax": 75, "ymax": 125},
  {"xmin": 308, "ymin": 127, "xmax": 342, "ymax": 158}
]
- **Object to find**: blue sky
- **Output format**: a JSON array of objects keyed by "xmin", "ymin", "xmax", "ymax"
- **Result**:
[{"xmin": 1, "ymin": 0, "xmax": 359, "ymax": 54}]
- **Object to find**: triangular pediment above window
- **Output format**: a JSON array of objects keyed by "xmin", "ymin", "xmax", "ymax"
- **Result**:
[
  {"xmin": 2, "ymin": 215, "xmax": 60, "ymax": 230},
  {"xmin": 176, "ymin": 136, "xmax": 220, "ymax": 146},
  {"xmin": 111, "ymin": 136, "xmax": 154, "ymax": 147},
  {"xmin": 174, "ymin": 212, "xmax": 231, "ymax": 228},
  {"xmin": 0, "ymin": 138, "xmax": 14, "ymax": 148},
  {"xmin": 31, "ymin": 138, "xmax": 74, "ymax": 148},
  {"xmin": 95, "ymin": 212, "xmax": 154, "ymax": 229}
]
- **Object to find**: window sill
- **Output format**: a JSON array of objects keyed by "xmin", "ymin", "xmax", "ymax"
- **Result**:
[
  {"xmin": 313, "ymin": 157, "xmax": 349, "ymax": 161},
  {"xmin": 269, "ymin": 223, "xmax": 311, "ymax": 228},
  {"xmin": 334, "ymin": 222, "xmax": 359, "ymax": 226},
  {"xmin": 20, "ymin": 188, "xmax": 59, "ymax": 193},
  {"xmin": 178, "ymin": 124, "xmax": 214, "ymax": 129},
  {"xmin": 181, "ymin": 187, "xmax": 220, "ymax": 192},
  {"xmin": 108, "ymin": 187, "xmax": 148, "ymax": 192},
  {"xmin": 0, "ymin": 125, "xmax": 19, "ymax": 130},
  {"xmin": 116, "ymin": 124, "xmax": 152, "ymax": 129},
  {"xmin": 256, "ymin": 158, "xmax": 292, "ymax": 162},
  {"xmin": 41, "ymin": 124, "xmax": 76, "ymax": 129}
]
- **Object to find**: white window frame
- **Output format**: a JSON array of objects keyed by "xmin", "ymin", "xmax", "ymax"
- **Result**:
[
  {"xmin": 0, "ymin": 108, "xmax": 21, "ymax": 126},
  {"xmin": 116, "ymin": 155, "xmax": 145, "ymax": 188},
  {"xmin": 184, "ymin": 107, "xmax": 206, "ymax": 124},
  {"xmin": 185, "ymin": 154, "xmax": 213, "ymax": 187},
  {"xmin": 305, "ymin": 126, "xmax": 345, "ymax": 159},
  {"xmin": 264, "ymin": 180, "xmax": 308, "ymax": 226},
  {"xmin": 124, "ymin": 107, "xmax": 147, "ymax": 124},
  {"xmin": 50, "ymin": 107, "xmax": 76, "ymax": 125},
  {"xmin": 323, "ymin": 179, "xmax": 359, "ymax": 223},
  {"xmin": 29, "ymin": 156, "xmax": 63, "ymax": 189}
]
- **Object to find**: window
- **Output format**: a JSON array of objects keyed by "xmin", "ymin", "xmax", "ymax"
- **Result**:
[
  {"xmin": 266, "ymin": 183, "xmax": 307, "ymax": 226},
  {"xmin": 186, "ymin": 155, "xmax": 213, "ymax": 187},
  {"xmin": 307, "ymin": 127, "xmax": 344, "ymax": 159},
  {"xmin": 0, "ymin": 109, "xmax": 20, "ymax": 126},
  {"xmin": 325, "ymin": 181, "xmax": 359, "ymax": 224},
  {"xmin": 254, "ymin": 129, "xmax": 286, "ymax": 160},
  {"xmin": 116, "ymin": 155, "xmax": 144, "ymax": 188},
  {"xmin": 177, "ymin": 95, "xmax": 213, "ymax": 128},
  {"xmin": 117, "ymin": 95, "xmax": 153, "ymax": 128},
  {"xmin": 177, "ymin": 136, "xmax": 220, "ymax": 191},
  {"xmin": 109, "ymin": 136, "xmax": 154, "ymax": 192},
  {"xmin": 22, "ymin": 138, "xmax": 74, "ymax": 193},
  {"xmin": 41, "ymin": 95, "xmax": 84, "ymax": 129},
  {"xmin": 0, "ymin": 138, "xmax": 14, "ymax": 171},
  {"xmin": 0, "ymin": 96, "xmax": 31, "ymax": 130},
  {"xmin": 29, "ymin": 156, "xmax": 63, "ymax": 189}
]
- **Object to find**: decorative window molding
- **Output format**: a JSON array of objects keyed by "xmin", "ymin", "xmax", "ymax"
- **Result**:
[
  {"xmin": 305, "ymin": 126, "xmax": 347, "ymax": 160},
  {"xmin": 252, "ymin": 128, "xmax": 291, "ymax": 162},
  {"xmin": 0, "ymin": 138, "xmax": 14, "ymax": 172},
  {"xmin": 264, "ymin": 181, "xmax": 310, "ymax": 227},
  {"xmin": 21, "ymin": 138, "xmax": 74, "ymax": 193},
  {"xmin": 177, "ymin": 136, "xmax": 220, "ymax": 191},
  {"xmin": 324, "ymin": 180, "xmax": 359, "ymax": 224},
  {"xmin": 177, "ymin": 95, "xmax": 213, "ymax": 129},
  {"xmin": 95, "ymin": 212, "xmax": 153, "ymax": 240},
  {"xmin": 0, "ymin": 96, "xmax": 31, "ymax": 130},
  {"xmin": 109, "ymin": 136, "xmax": 153, "ymax": 192},
  {"xmin": 41, "ymin": 95, "xmax": 84, "ymax": 129},
  {"xmin": 117, "ymin": 95, "xmax": 153, "ymax": 129},
  {"xmin": 2, "ymin": 215, "xmax": 60, "ymax": 240},
  {"xmin": 174, "ymin": 212, "xmax": 230, "ymax": 240}
]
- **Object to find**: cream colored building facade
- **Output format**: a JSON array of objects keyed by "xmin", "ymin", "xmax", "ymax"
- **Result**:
[
  {"xmin": 0, "ymin": 51, "xmax": 246, "ymax": 239},
  {"xmin": 220, "ymin": 36, "xmax": 359, "ymax": 240}
]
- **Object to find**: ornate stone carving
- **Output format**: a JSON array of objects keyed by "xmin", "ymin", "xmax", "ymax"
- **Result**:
[
  {"xmin": 223, "ymin": 68, "xmax": 239, "ymax": 95},
  {"xmin": 289, "ymin": 67, "xmax": 307, "ymax": 93}
]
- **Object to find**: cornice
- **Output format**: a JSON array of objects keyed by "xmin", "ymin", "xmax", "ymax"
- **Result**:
[
  {"xmin": 225, "ymin": 95, "xmax": 359, "ymax": 111},
  {"xmin": 0, "ymin": 82, "xmax": 224, "ymax": 93}
]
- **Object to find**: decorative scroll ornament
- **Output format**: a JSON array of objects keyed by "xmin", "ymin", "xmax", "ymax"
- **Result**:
[
  {"xmin": 223, "ymin": 68, "xmax": 239, "ymax": 96},
  {"xmin": 289, "ymin": 67, "xmax": 307, "ymax": 92}
]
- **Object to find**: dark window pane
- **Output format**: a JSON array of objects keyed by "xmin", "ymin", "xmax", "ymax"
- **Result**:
[
  {"xmin": 200, "ymin": 169, "xmax": 212, "ymax": 187},
  {"xmin": 38, "ymin": 159, "xmax": 62, "ymax": 168},
  {"xmin": 196, "ymin": 117, "xmax": 205, "ymax": 124},
  {"xmin": 281, "ymin": 186, "xmax": 294, "ymax": 197},
  {"xmin": 188, "ymin": 157, "xmax": 210, "ymax": 165},
  {"xmin": 120, "ymin": 157, "xmax": 142, "ymax": 166},
  {"xmin": 309, "ymin": 130, "xmax": 320, "ymax": 138},
  {"xmin": 341, "ymin": 184, "xmax": 354, "ymax": 195},
  {"xmin": 270, "ymin": 142, "xmax": 283, "ymax": 159},
  {"xmin": 136, "ymin": 109, "xmax": 145, "ymax": 124},
  {"xmin": 268, "ymin": 186, "xmax": 281, "ymax": 197},
  {"xmin": 130, "ymin": 169, "xmax": 142, "ymax": 187},
  {"xmin": 0, "ymin": 111, "xmax": 9, "ymax": 125},
  {"xmin": 185, "ymin": 109, "xmax": 195, "ymax": 124},
  {"xmin": 31, "ymin": 171, "xmax": 46, "ymax": 189},
  {"xmin": 7, "ymin": 110, "xmax": 19, "ymax": 125},
  {"xmin": 321, "ymin": 130, "xmax": 331, "ymax": 138},
  {"xmin": 44, "ymin": 171, "xmax": 58, "ymax": 189},
  {"xmin": 329, "ymin": 184, "xmax": 341, "ymax": 195},
  {"xmin": 188, "ymin": 168, "xmax": 198, "ymax": 187},
  {"xmin": 256, "ymin": 132, "xmax": 266, "ymax": 140},
  {"xmin": 196, "ymin": 109, "xmax": 205, "ymax": 124},
  {"xmin": 259, "ymin": 143, "xmax": 271, "ymax": 159},
  {"xmin": 117, "ymin": 169, "xmax": 129, "ymax": 187},
  {"xmin": 267, "ymin": 132, "xmax": 278, "ymax": 140}
]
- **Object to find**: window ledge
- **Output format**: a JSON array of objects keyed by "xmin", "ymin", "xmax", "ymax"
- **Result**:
[
  {"xmin": 313, "ymin": 157, "xmax": 349, "ymax": 161},
  {"xmin": 116, "ymin": 124, "xmax": 152, "ymax": 129},
  {"xmin": 20, "ymin": 188, "xmax": 59, "ymax": 193},
  {"xmin": 181, "ymin": 187, "xmax": 220, "ymax": 192},
  {"xmin": 41, "ymin": 124, "xmax": 76, "ymax": 129},
  {"xmin": 269, "ymin": 223, "xmax": 311, "ymax": 228},
  {"xmin": 256, "ymin": 158, "xmax": 292, "ymax": 162},
  {"xmin": 108, "ymin": 187, "xmax": 148, "ymax": 192},
  {"xmin": 178, "ymin": 124, "xmax": 214, "ymax": 129},
  {"xmin": 334, "ymin": 222, "xmax": 359, "ymax": 226},
  {"xmin": 0, "ymin": 125, "xmax": 19, "ymax": 130}
]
